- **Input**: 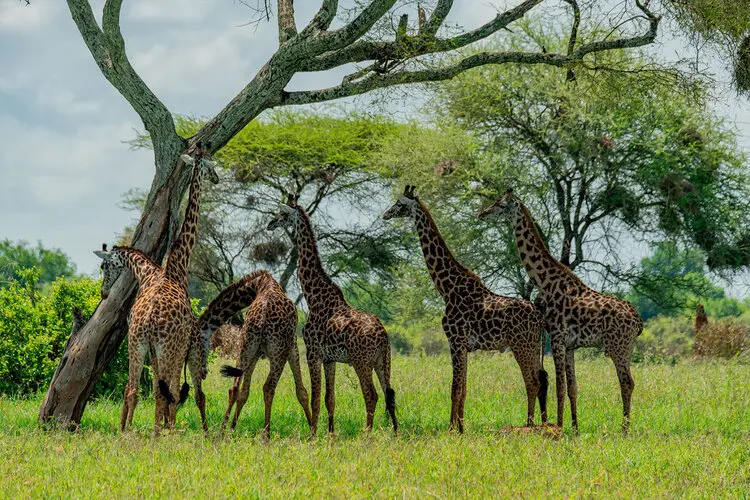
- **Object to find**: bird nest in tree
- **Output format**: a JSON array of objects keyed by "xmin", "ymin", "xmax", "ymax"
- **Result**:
[
  {"xmin": 210, "ymin": 324, "xmax": 243, "ymax": 359},
  {"xmin": 252, "ymin": 240, "xmax": 288, "ymax": 264},
  {"xmin": 735, "ymin": 35, "xmax": 750, "ymax": 94}
]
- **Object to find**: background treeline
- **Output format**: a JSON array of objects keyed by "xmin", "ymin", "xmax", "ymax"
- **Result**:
[{"xmin": 2, "ymin": 31, "xmax": 750, "ymax": 397}]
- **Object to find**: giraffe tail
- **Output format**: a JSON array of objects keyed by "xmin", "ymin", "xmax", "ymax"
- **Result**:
[
  {"xmin": 538, "ymin": 328, "xmax": 549, "ymax": 422},
  {"xmin": 158, "ymin": 380, "xmax": 176, "ymax": 405},
  {"xmin": 177, "ymin": 351, "xmax": 190, "ymax": 408},
  {"xmin": 220, "ymin": 365, "xmax": 243, "ymax": 378}
]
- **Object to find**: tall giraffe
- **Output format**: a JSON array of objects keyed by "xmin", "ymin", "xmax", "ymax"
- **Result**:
[
  {"xmin": 383, "ymin": 185, "xmax": 547, "ymax": 432},
  {"xmin": 198, "ymin": 271, "xmax": 312, "ymax": 438},
  {"xmin": 479, "ymin": 189, "xmax": 643, "ymax": 433},
  {"xmin": 94, "ymin": 147, "xmax": 218, "ymax": 433},
  {"xmin": 266, "ymin": 195, "xmax": 398, "ymax": 435}
]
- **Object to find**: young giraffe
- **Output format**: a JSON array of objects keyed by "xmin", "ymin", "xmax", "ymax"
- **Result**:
[
  {"xmin": 479, "ymin": 189, "xmax": 643, "ymax": 433},
  {"xmin": 197, "ymin": 271, "xmax": 312, "ymax": 437},
  {"xmin": 94, "ymin": 148, "xmax": 218, "ymax": 433},
  {"xmin": 266, "ymin": 195, "xmax": 398, "ymax": 436},
  {"xmin": 383, "ymin": 185, "xmax": 548, "ymax": 432}
]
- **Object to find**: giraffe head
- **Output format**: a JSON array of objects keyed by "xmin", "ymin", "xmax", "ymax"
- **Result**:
[
  {"xmin": 266, "ymin": 193, "xmax": 301, "ymax": 232},
  {"xmin": 180, "ymin": 153, "xmax": 219, "ymax": 185},
  {"xmin": 382, "ymin": 185, "xmax": 420, "ymax": 220},
  {"xmin": 477, "ymin": 188, "xmax": 521, "ymax": 224},
  {"xmin": 93, "ymin": 243, "xmax": 125, "ymax": 299}
]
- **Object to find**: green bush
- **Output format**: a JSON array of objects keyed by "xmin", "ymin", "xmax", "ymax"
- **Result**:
[
  {"xmin": 0, "ymin": 269, "xmax": 100, "ymax": 396},
  {"xmin": 633, "ymin": 315, "xmax": 695, "ymax": 363}
]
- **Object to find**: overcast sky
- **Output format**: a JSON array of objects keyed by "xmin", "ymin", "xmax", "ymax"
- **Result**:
[{"xmin": 1, "ymin": 0, "xmax": 749, "ymax": 284}]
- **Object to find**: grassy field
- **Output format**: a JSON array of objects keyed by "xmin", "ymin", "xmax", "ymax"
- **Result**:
[{"xmin": 1, "ymin": 354, "xmax": 748, "ymax": 497}]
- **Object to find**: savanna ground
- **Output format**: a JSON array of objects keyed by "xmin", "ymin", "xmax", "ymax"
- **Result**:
[{"xmin": 1, "ymin": 354, "xmax": 748, "ymax": 497}]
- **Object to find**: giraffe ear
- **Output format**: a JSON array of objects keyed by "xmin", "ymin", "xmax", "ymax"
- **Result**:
[
  {"xmin": 180, "ymin": 154, "xmax": 195, "ymax": 166},
  {"xmin": 93, "ymin": 250, "xmax": 110, "ymax": 260},
  {"xmin": 278, "ymin": 203, "xmax": 295, "ymax": 214}
]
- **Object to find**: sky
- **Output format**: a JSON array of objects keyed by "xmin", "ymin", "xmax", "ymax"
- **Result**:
[{"xmin": 1, "ymin": 0, "xmax": 749, "ymax": 287}]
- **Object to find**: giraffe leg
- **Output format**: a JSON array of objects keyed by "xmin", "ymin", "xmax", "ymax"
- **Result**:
[
  {"xmin": 374, "ymin": 344, "xmax": 398, "ymax": 434},
  {"xmin": 151, "ymin": 356, "xmax": 166, "ymax": 436},
  {"xmin": 449, "ymin": 345, "xmax": 468, "ymax": 433},
  {"xmin": 565, "ymin": 349, "xmax": 579, "ymax": 434},
  {"xmin": 222, "ymin": 335, "xmax": 260, "ymax": 431},
  {"xmin": 513, "ymin": 348, "xmax": 539, "ymax": 427},
  {"xmin": 614, "ymin": 356, "xmax": 635, "ymax": 434},
  {"xmin": 307, "ymin": 350, "xmax": 323, "ymax": 438},
  {"xmin": 121, "ymin": 341, "xmax": 145, "ymax": 432},
  {"xmin": 323, "ymin": 361, "xmax": 336, "ymax": 434},
  {"xmin": 165, "ymin": 364, "xmax": 182, "ymax": 430},
  {"xmin": 231, "ymin": 355, "xmax": 259, "ymax": 430},
  {"xmin": 550, "ymin": 332, "xmax": 567, "ymax": 429},
  {"xmin": 261, "ymin": 354, "xmax": 286, "ymax": 440},
  {"xmin": 353, "ymin": 362, "xmax": 378, "ymax": 431},
  {"xmin": 187, "ymin": 345, "xmax": 208, "ymax": 433},
  {"xmin": 288, "ymin": 341, "xmax": 312, "ymax": 429}
]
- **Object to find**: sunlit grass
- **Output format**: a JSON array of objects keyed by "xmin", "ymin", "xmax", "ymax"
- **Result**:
[{"xmin": 1, "ymin": 354, "xmax": 748, "ymax": 497}]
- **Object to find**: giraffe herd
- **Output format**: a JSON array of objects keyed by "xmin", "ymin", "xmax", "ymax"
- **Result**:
[{"xmin": 94, "ymin": 150, "xmax": 643, "ymax": 437}]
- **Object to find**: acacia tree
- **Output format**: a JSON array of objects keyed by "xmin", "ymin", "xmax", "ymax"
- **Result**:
[
  {"xmin": 177, "ymin": 111, "xmax": 407, "ymax": 301},
  {"xmin": 41, "ymin": 0, "xmax": 661, "ymax": 425},
  {"xmin": 381, "ymin": 31, "xmax": 749, "ymax": 302}
]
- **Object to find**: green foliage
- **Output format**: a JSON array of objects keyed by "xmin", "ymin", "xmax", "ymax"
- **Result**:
[
  {"xmin": 391, "ymin": 27, "xmax": 750, "ymax": 303},
  {"xmin": 143, "ymin": 110, "xmax": 413, "ymax": 307},
  {"xmin": 628, "ymin": 242, "xmax": 748, "ymax": 321},
  {"xmin": 0, "ymin": 239, "xmax": 77, "ymax": 286},
  {"xmin": 1, "ymin": 357, "xmax": 749, "ymax": 496},
  {"xmin": 0, "ymin": 270, "xmax": 99, "ymax": 396},
  {"xmin": 634, "ymin": 316, "xmax": 695, "ymax": 363}
]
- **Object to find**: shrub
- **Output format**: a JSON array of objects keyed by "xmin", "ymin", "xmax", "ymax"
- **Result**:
[
  {"xmin": 0, "ymin": 269, "xmax": 100, "ymax": 396},
  {"xmin": 633, "ymin": 315, "xmax": 694, "ymax": 363},
  {"xmin": 694, "ymin": 319, "xmax": 750, "ymax": 358}
]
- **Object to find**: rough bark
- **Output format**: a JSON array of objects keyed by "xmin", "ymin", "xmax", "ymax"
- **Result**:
[{"xmin": 41, "ymin": 0, "xmax": 661, "ymax": 426}]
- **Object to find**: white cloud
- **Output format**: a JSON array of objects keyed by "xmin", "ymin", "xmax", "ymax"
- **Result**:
[
  {"xmin": 127, "ymin": 0, "xmax": 215, "ymax": 23},
  {"xmin": 34, "ymin": 82, "xmax": 101, "ymax": 115},
  {"xmin": 130, "ymin": 24, "xmax": 275, "ymax": 105},
  {"xmin": 0, "ymin": 0, "xmax": 62, "ymax": 33}
]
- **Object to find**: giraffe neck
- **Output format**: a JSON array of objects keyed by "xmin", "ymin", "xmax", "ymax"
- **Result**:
[
  {"xmin": 513, "ymin": 201, "xmax": 586, "ymax": 295},
  {"xmin": 294, "ymin": 206, "xmax": 345, "ymax": 309},
  {"xmin": 164, "ymin": 159, "xmax": 203, "ymax": 288},
  {"xmin": 198, "ymin": 271, "xmax": 269, "ymax": 343},
  {"xmin": 413, "ymin": 200, "xmax": 487, "ymax": 300},
  {"xmin": 114, "ymin": 247, "xmax": 161, "ymax": 287}
]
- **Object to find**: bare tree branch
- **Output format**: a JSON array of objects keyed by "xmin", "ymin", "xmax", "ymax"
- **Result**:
[
  {"xmin": 278, "ymin": 0, "xmax": 298, "ymax": 43},
  {"xmin": 68, "ymin": 0, "xmax": 183, "ymax": 174},
  {"xmin": 423, "ymin": 0, "xmax": 453, "ymax": 36}
]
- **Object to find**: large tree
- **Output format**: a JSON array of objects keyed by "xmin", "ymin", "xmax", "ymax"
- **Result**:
[
  {"xmin": 381, "ymin": 30, "xmax": 749, "ymax": 301},
  {"xmin": 176, "ymin": 111, "xmax": 407, "ymax": 302},
  {"xmin": 665, "ymin": 0, "xmax": 750, "ymax": 93},
  {"xmin": 41, "ymin": 0, "xmax": 661, "ymax": 426}
]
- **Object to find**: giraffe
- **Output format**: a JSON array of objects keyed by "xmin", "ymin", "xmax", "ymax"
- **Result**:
[
  {"xmin": 266, "ymin": 195, "xmax": 398, "ymax": 436},
  {"xmin": 478, "ymin": 189, "xmax": 644, "ymax": 433},
  {"xmin": 93, "ymin": 147, "xmax": 218, "ymax": 433},
  {"xmin": 383, "ymin": 185, "xmax": 548, "ymax": 432},
  {"xmin": 196, "ymin": 271, "xmax": 312, "ymax": 438}
]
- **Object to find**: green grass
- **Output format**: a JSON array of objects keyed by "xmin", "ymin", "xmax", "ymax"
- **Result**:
[{"xmin": 1, "ymin": 354, "xmax": 748, "ymax": 497}]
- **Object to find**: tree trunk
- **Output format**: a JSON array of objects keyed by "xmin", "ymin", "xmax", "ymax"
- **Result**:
[{"xmin": 39, "ymin": 155, "xmax": 190, "ymax": 427}]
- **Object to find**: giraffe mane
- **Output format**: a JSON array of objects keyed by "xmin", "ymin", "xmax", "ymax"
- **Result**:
[
  {"xmin": 417, "ymin": 199, "xmax": 488, "ymax": 286},
  {"xmin": 516, "ymin": 201, "xmax": 587, "ymax": 289}
]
